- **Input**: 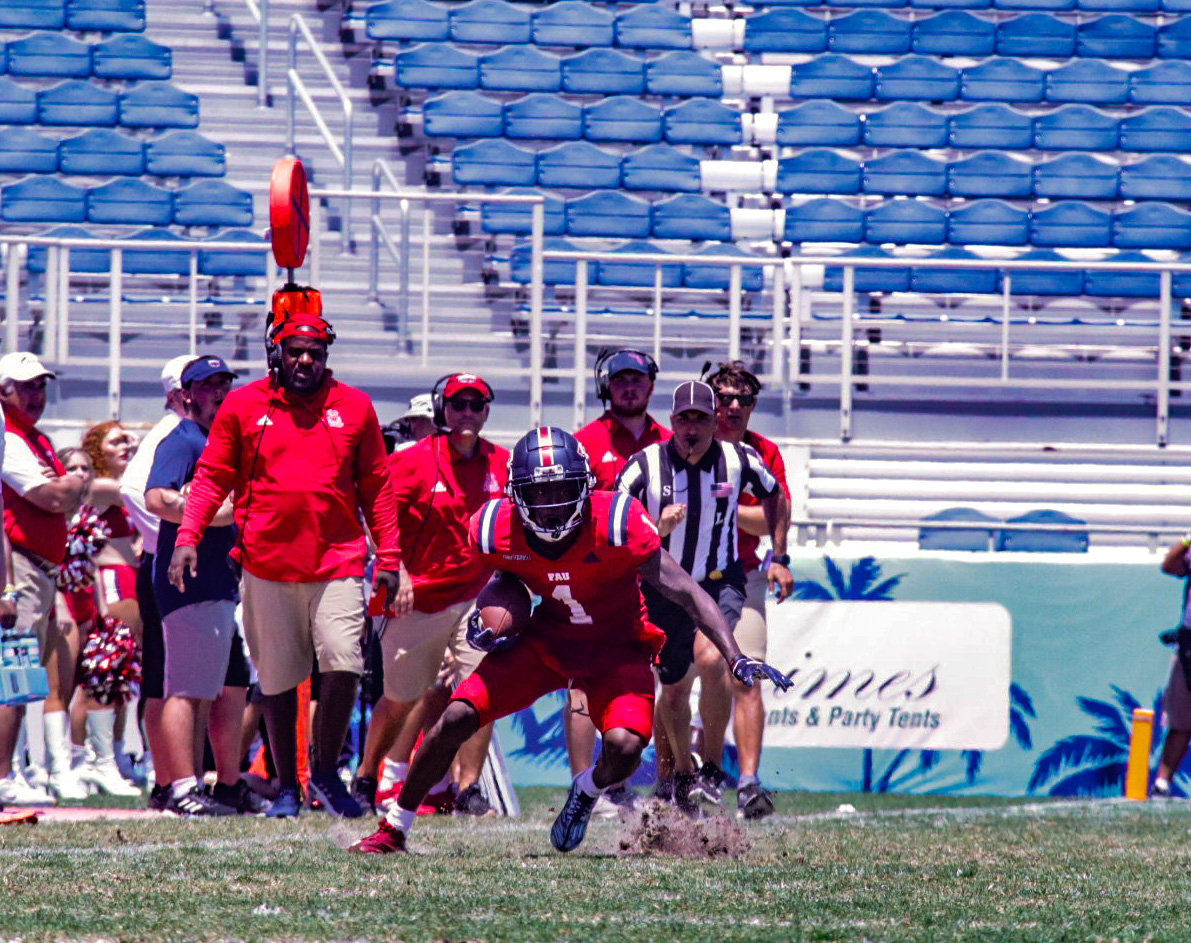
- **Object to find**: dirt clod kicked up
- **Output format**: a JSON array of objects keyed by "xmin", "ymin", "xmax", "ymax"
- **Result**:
[{"xmin": 617, "ymin": 799, "xmax": 752, "ymax": 858}]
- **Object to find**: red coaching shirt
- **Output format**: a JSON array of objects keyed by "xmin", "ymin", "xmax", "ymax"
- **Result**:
[
  {"xmin": 470, "ymin": 491, "xmax": 663, "ymax": 676},
  {"xmin": 575, "ymin": 411, "xmax": 670, "ymax": 492},
  {"xmin": 386, "ymin": 434, "xmax": 509, "ymax": 613},
  {"xmin": 738, "ymin": 431, "xmax": 790, "ymax": 573}
]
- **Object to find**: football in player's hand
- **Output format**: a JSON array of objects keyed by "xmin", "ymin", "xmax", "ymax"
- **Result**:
[{"xmin": 476, "ymin": 575, "xmax": 532, "ymax": 641}]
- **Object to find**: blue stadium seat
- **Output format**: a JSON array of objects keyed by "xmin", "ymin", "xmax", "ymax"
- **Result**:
[
  {"xmin": 1076, "ymin": 15, "xmax": 1155, "ymax": 58},
  {"xmin": 1080, "ymin": 0, "xmax": 1158, "ymax": 9},
  {"xmin": 1032, "ymin": 153, "xmax": 1119, "ymax": 200},
  {"xmin": 172, "ymin": 180, "xmax": 253, "ymax": 228},
  {"xmin": 651, "ymin": 194, "xmax": 732, "ymax": 241},
  {"xmin": 621, "ymin": 145, "xmax": 701, "ymax": 192},
  {"xmin": 533, "ymin": 3, "xmax": 614, "ymax": 47},
  {"xmin": 87, "ymin": 177, "xmax": 172, "ymax": 226},
  {"xmin": 119, "ymin": 82, "xmax": 199, "ymax": 129},
  {"xmin": 873, "ymin": 55, "xmax": 960, "ymax": 101},
  {"xmin": 481, "ymin": 187, "xmax": 565, "ymax": 235},
  {"xmin": 1044, "ymin": 59, "xmax": 1129, "ymax": 105},
  {"xmin": 1118, "ymin": 107, "xmax": 1191, "ymax": 152},
  {"xmin": 917, "ymin": 507, "xmax": 1001, "ymax": 551},
  {"xmin": 536, "ymin": 141, "xmax": 621, "ymax": 189},
  {"xmin": 744, "ymin": 9, "xmax": 828, "ymax": 52},
  {"xmin": 863, "ymin": 102, "xmax": 948, "ymax": 147},
  {"xmin": 1032, "ymin": 104, "xmax": 1118, "ymax": 151},
  {"xmin": 1084, "ymin": 250, "xmax": 1161, "ymax": 296},
  {"xmin": 864, "ymin": 199, "xmax": 947, "ymax": 244},
  {"xmin": 120, "ymin": 229, "xmax": 191, "ymax": 276},
  {"xmin": 960, "ymin": 58, "xmax": 1044, "ymax": 102},
  {"xmin": 645, "ymin": 51, "xmax": 721, "ymax": 97},
  {"xmin": 91, "ymin": 34, "xmax": 171, "ymax": 81},
  {"xmin": 1119, "ymin": 155, "xmax": 1191, "ymax": 201},
  {"xmin": 825, "ymin": 245, "xmax": 911, "ymax": 292},
  {"xmin": 510, "ymin": 237, "xmax": 592, "ymax": 285},
  {"xmin": 911, "ymin": 11, "xmax": 995, "ymax": 55},
  {"xmin": 828, "ymin": 11, "xmax": 911, "ymax": 54},
  {"xmin": 614, "ymin": 6, "xmax": 692, "ymax": 49},
  {"xmin": 1163, "ymin": 0, "xmax": 1191, "ymax": 10},
  {"xmin": 862, "ymin": 150, "xmax": 947, "ymax": 196},
  {"xmin": 0, "ymin": 77, "xmax": 37, "ymax": 124},
  {"xmin": 994, "ymin": 0, "xmax": 1073, "ymax": 9},
  {"xmin": 0, "ymin": 0, "xmax": 65, "ymax": 30},
  {"xmin": 504, "ymin": 93, "xmax": 582, "ymax": 139},
  {"xmin": 662, "ymin": 99, "xmax": 741, "ymax": 145},
  {"xmin": 450, "ymin": 0, "xmax": 531, "ymax": 45},
  {"xmin": 683, "ymin": 243, "xmax": 765, "ymax": 292},
  {"xmin": 825, "ymin": 0, "xmax": 907, "ymax": 8},
  {"xmin": 1030, "ymin": 201, "xmax": 1112, "ymax": 248},
  {"xmin": 998, "ymin": 509, "xmax": 1088, "ymax": 553},
  {"xmin": 561, "ymin": 49, "xmax": 644, "ymax": 95},
  {"xmin": 996, "ymin": 249, "xmax": 1084, "ymax": 294},
  {"xmin": 0, "ymin": 175, "xmax": 86, "ymax": 223},
  {"xmin": 479, "ymin": 47, "xmax": 562, "ymax": 92},
  {"xmin": 947, "ymin": 151, "xmax": 1033, "ymax": 198},
  {"xmin": 1157, "ymin": 19, "xmax": 1191, "ymax": 59},
  {"xmin": 777, "ymin": 100, "xmax": 861, "ymax": 146},
  {"xmin": 948, "ymin": 199, "xmax": 1029, "ymax": 245},
  {"xmin": 395, "ymin": 44, "xmax": 479, "ymax": 90},
  {"xmin": 597, "ymin": 240, "xmax": 683, "ymax": 288},
  {"xmin": 453, "ymin": 138, "xmax": 536, "ymax": 186},
  {"xmin": 26, "ymin": 226, "xmax": 108, "ymax": 275},
  {"xmin": 59, "ymin": 128, "xmax": 144, "ymax": 175},
  {"xmin": 38, "ymin": 80, "xmax": 118, "ymax": 126},
  {"xmin": 583, "ymin": 96, "xmax": 662, "ymax": 143},
  {"xmin": 911, "ymin": 0, "xmax": 991, "ymax": 8},
  {"xmin": 6, "ymin": 33, "xmax": 90, "ymax": 79},
  {"xmin": 1127, "ymin": 61, "xmax": 1191, "ymax": 105},
  {"xmin": 144, "ymin": 130, "xmax": 225, "ymax": 177},
  {"xmin": 66, "ymin": 0, "xmax": 145, "ymax": 32},
  {"xmin": 1112, "ymin": 202, "xmax": 1191, "ymax": 249},
  {"xmin": 0, "ymin": 128, "xmax": 57, "ymax": 173},
  {"xmin": 198, "ymin": 229, "xmax": 268, "ymax": 278},
  {"xmin": 911, "ymin": 248, "xmax": 999, "ymax": 294},
  {"xmin": 789, "ymin": 54, "xmax": 874, "ymax": 100},
  {"xmin": 947, "ymin": 103, "xmax": 1033, "ymax": 148},
  {"xmin": 367, "ymin": 0, "xmax": 449, "ymax": 42},
  {"xmin": 423, "ymin": 91, "xmax": 503, "ymax": 138},
  {"xmin": 776, "ymin": 149, "xmax": 862, "ymax": 194},
  {"xmin": 566, "ymin": 190, "xmax": 651, "ymax": 238},
  {"xmin": 785, "ymin": 198, "xmax": 865, "ymax": 243},
  {"xmin": 995, "ymin": 14, "xmax": 1074, "ymax": 57}
]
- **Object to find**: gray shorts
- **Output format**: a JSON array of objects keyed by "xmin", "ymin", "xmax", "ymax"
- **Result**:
[{"xmin": 163, "ymin": 599, "xmax": 238, "ymax": 700}]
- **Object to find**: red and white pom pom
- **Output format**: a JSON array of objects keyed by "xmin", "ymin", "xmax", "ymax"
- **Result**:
[
  {"xmin": 52, "ymin": 505, "xmax": 111, "ymax": 592},
  {"xmin": 79, "ymin": 615, "xmax": 142, "ymax": 706}
]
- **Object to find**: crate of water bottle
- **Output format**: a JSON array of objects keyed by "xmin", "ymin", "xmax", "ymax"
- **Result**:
[{"xmin": 1, "ymin": 630, "xmax": 49, "ymax": 706}]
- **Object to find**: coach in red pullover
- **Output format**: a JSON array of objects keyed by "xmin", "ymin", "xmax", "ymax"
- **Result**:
[{"xmin": 171, "ymin": 308, "xmax": 411, "ymax": 819}]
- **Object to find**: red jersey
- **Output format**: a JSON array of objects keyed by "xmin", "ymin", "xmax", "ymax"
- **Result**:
[
  {"xmin": 177, "ymin": 373, "xmax": 402, "ymax": 583},
  {"xmin": 387, "ymin": 434, "xmax": 509, "ymax": 613},
  {"xmin": 737, "ymin": 431, "xmax": 790, "ymax": 573},
  {"xmin": 470, "ymin": 490, "xmax": 663, "ymax": 675},
  {"xmin": 575, "ymin": 411, "xmax": 671, "ymax": 492}
]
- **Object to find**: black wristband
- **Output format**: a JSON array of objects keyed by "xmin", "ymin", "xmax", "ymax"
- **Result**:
[{"xmin": 771, "ymin": 553, "xmax": 791, "ymax": 567}]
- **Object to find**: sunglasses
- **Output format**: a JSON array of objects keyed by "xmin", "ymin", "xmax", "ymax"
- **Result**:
[
  {"xmin": 447, "ymin": 396, "xmax": 487, "ymax": 413},
  {"xmin": 716, "ymin": 392, "xmax": 756, "ymax": 408}
]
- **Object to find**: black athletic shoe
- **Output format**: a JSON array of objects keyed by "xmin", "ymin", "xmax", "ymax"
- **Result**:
[
  {"xmin": 308, "ymin": 771, "xmax": 364, "ymax": 819},
  {"xmin": 211, "ymin": 779, "xmax": 269, "ymax": 815},
  {"xmin": 352, "ymin": 775, "xmax": 378, "ymax": 815},
  {"xmin": 550, "ymin": 779, "xmax": 598, "ymax": 853},
  {"xmin": 691, "ymin": 761, "xmax": 728, "ymax": 805},
  {"xmin": 737, "ymin": 782, "xmax": 775, "ymax": 820},
  {"xmin": 166, "ymin": 786, "xmax": 236, "ymax": 817},
  {"xmin": 674, "ymin": 772, "xmax": 701, "ymax": 817},
  {"xmin": 652, "ymin": 777, "xmax": 674, "ymax": 802},
  {"xmin": 148, "ymin": 783, "xmax": 170, "ymax": 812},
  {"xmin": 454, "ymin": 783, "xmax": 493, "ymax": 816}
]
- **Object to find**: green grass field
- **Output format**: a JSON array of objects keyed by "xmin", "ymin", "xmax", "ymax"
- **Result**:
[{"xmin": 4, "ymin": 788, "xmax": 1191, "ymax": 943}]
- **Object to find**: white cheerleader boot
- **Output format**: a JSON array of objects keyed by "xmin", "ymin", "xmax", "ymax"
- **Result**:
[
  {"xmin": 44, "ymin": 710, "xmax": 89, "ymax": 800},
  {"xmin": 79, "ymin": 709, "xmax": 142, "ymax": 797}
]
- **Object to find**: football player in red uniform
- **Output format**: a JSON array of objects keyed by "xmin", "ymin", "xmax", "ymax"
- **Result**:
[{"xmin": 350, "ymin": 427, "xmax": 790, "ymax": 855}]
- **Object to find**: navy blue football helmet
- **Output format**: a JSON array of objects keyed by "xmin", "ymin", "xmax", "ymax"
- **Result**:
[{"xmin": 507, "ymin": 427, "xmax": 595, "ymax": 542}]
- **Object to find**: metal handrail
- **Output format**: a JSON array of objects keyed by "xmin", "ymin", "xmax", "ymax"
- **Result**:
[
  {"xmin": 286, "ymin": 13, "xmax": 354, "ymax": 252},
  {"xmin": 238, "ymin": 0, "xmax": 269, "ymax": 108}
]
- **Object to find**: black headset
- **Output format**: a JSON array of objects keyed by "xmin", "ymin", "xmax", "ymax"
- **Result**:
[
  {"xmin": 594, "ymin": 348, "xmax": 659, "ymax": 402},
  {"xmin": 430, "ymin": 373, "xmax": 495, "ymax": 431}
]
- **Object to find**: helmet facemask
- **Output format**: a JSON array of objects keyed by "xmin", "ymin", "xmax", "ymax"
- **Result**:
[{"xmin": 510, "ymin": 469, "xmax": 589, "ymax": 543}]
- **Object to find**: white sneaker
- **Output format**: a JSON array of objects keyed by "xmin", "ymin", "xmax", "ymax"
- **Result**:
[
  {"xmin": 48, "ymin": 767, "xmax": 91, "ymax": 801},
  {"xmin": 0, "ymin": 771, "xmax": 56, "ymax": 806},
  {"xmin": 78, "ymin": 759, "xmax": 142, "ymax": 797}
]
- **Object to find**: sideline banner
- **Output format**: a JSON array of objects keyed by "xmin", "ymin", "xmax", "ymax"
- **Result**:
[{"xmin": 762, "ymin": 601, "xmax": 1011, "ymax": 751}]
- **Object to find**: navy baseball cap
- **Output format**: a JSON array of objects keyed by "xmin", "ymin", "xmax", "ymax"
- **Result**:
[
  {"xmin": 605, "ymin": 349, "xmax": 653, "ymax": 378},
  {"xmin": 181, "ymin": 355, "xmax": 237, "ymax": 388}
]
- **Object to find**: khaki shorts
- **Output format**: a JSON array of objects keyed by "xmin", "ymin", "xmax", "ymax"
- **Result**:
[
  {"xmin": 1164, "ymin": 654, "xmax": 1191, "ymax": 730},
  {"xmin": 240, "ymin": 571, "xmax": 365, "ymax": 696},
  {"xmin": 378, "ymin": 599, "xmax": 483, "ymax": 703},
  {"xmin": 13, "ymin": 550, "xmax": 58, "ymax": 660},
  {"xmin": 734, "ymin": 568, "xmax": 769, "ymax": 662}
]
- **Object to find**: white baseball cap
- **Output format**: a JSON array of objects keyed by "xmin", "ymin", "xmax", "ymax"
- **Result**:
[
  {"xmin": 161, "ymin": 354, "xmax": 196, "ymax": 394},
  {"xmin": 0, "ymin": 352, "xmax": 56, "ymax": 384}
]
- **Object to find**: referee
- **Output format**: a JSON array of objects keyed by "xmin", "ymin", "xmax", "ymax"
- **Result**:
[{"xmin": 616, "ymin": 380, "xmax": 792, "ymax": 813}]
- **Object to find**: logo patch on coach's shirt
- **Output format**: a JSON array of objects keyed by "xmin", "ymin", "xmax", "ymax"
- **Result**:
[
  {"xmin": 483, "ymin": 473, "xmax": 500, "ymax": 494},
  {"xmin": 433, "ymin": 481, "xmax": 449, "ymax": 493},
  {"xmin": 601, "ymin": 451, "xmax": 617, "ymax": 464},
  {"xmin": 325, "ymin": 408, "xmax": 344, "ymax": 428},
  {"xmin": 256, "ymin": 415, "xmax": 274, "ymax": 427}
]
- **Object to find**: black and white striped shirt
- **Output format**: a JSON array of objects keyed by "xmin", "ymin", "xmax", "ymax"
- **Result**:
[{"xmin": 616, "ymin": 439, "xmax": 779, "ymax": 583}]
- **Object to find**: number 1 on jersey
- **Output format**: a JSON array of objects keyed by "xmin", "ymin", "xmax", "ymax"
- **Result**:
[{"xmin": 551, "ymin": 584, "xmax": 593, "ymax": 625}]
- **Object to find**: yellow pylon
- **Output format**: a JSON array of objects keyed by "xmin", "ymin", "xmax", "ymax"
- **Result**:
[{"xmin": 1124, "ymin": 708, "xmax": 1156, "ymax": 801}]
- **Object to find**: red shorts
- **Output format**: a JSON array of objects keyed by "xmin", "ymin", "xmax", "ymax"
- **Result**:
[
  {"xmin": 62, "ymin": 587, "xmax": 98, "ymax": 626},
  {"xmin": 98, "ymin": 565, "xmax": 137, "ymax": 606},
  {"xmin": 452, "ymin": 638, "xmax": 656, "ymax": 742}
]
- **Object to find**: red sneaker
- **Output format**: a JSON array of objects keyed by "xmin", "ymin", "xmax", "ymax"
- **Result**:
[
  {"xmin": 375, "ymin": 781, "xmax": 403, "ymax": 813},
  {"xmin": 348, "ymin": 821, "xmax": 407, "ymax": 855},
  {"xmin": 418, "ymin": 784, "xmax": 456, "ymax": 816}
]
